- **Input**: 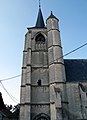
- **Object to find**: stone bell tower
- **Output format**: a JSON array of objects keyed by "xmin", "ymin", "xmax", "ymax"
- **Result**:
[{"xmin": 20, "ymin": 2, "xmax": 67, "ymax": 120}]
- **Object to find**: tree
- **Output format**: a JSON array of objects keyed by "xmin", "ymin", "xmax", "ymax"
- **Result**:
[{"xmin": 0, "ymin": 92, "xmax": 6, "ymax": 110}]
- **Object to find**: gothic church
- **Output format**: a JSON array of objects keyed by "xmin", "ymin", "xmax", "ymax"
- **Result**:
[{"xmin": 20, "ymin": 3, "xmax": 87, "ymax": 120}]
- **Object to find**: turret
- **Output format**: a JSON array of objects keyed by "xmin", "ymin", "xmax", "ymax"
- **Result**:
[
  {"xmin": 47, "ymin": 12, "xmax": 67, "ymax": 120},
  {"xmin": 47, "ymin": 11, "xmax": 65, "ymax": 83}
]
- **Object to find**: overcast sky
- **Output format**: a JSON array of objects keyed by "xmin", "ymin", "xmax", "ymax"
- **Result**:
[{"xmin": 0, "ymin": 0, "xmax": 87, "ymax": 105}]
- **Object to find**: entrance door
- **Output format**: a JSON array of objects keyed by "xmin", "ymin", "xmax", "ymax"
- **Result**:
[
  {"xmin": 33, "ymin": 113, "xmax": 50, "ymax": 120},
  {"xmin": 37, "ymin": 117, "xmax": 48, "ymax": 120}
]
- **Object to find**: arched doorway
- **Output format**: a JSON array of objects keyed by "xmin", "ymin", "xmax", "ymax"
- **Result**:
[
  {"xmin": 33, "ymin": 113, "xmax": 50, "ymax": 120},
  {"xmin": 36, "ymin": 117, "xmax": 48, "ymax": 120}
]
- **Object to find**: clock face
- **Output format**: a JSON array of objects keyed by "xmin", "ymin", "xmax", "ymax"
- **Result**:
[{"xmin": 36, "ymin": 34, "xmax": 45, "ymax": 43}]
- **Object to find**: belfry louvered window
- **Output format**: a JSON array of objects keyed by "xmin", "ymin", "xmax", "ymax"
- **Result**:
[
  {"xmin": 35, "ymin": 33, "xmax": 45, "ymax": 44},
  {"xmin": 35, "ymin": 33, "xmax": 46, "ymax": 50}
]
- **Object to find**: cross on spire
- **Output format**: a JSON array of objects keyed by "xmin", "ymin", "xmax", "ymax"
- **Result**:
[
  {"xmin": 39, "ymin": 0, "xmax": 41, "ymax": 8},
  {"xmin": 35, "ymin": 0, "xmax": 45, "ymax": 28}
]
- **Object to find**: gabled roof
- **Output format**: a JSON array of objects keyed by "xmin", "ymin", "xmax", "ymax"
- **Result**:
[
  {"xmin": 35, "ymin": 7, "xmax": 45, "ymax": 28},
  {"xmin": 64, "ymin": 59, "xmax": 87, "ymax": 82}
]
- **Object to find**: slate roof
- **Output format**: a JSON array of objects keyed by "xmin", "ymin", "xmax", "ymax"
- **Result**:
[
  {"xmin": 64, "ymin": 59, "xmax": 87, "ymax": 82},
  {"xmin": 47, "ymin": 11, "xmax": 58, "ymax": 21},
  {"xmin": 35, "ymin": 7, "xmax": 45, "ymax": 28}
]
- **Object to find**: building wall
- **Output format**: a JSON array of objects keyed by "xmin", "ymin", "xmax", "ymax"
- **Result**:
[
  {"xmin": 20, "ymin": 28, "xmax": 51, "ymax": 120},
  {"xmin": 66, "ymin": 82, "xmax": 87, "ymax": 120}
]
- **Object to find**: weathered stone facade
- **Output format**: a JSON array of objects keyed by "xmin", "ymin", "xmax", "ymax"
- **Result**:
[{"xmin": 20, "ymin": 7, "xmax": 87, "ymax": 120}]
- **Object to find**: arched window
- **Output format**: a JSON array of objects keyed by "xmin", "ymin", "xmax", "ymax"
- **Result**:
[
  {"xmin": 35, "ymin": 33, "xmax": 45, "ymax": 44},
  {"xmin": 33, "ymin": 113, "xmax": 50, "ymax": 120}
]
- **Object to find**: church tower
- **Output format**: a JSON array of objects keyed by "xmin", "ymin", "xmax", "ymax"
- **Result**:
[{"xmin": 20, "ymin": 2, "xmax": 67, "ymax": 120}]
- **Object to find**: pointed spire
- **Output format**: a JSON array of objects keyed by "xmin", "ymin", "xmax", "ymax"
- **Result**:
[
  {"xmin": 47, "ymin": 11, "xmax": 58, "ymax": 21},
  {"xmin": 35, "ymin": 0, "xmax": 45, "ymax": 28},
  {"xmin": 51, "ymin": 11, "xmax": 54, "ymax": 16}
]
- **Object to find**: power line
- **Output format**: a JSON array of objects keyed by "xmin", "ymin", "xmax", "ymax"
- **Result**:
[
  {"xmin": 45, "ymin": 42, "xmax": 87, "ymax": 64},
  {"xmin": 0, "ymin": 81, "xmax": 18, "ymax": 103},
  {"xmin": 0, "ymin": 42, "xmax": 87, "ymax": 82},
  {"xmin": 49, "ymin": 42, "xmax": 87, "ymax": 64},
  {"xmin": 0, "ymin": 42, "xmax": 87, "ymax": 104},
  {"xmin": 0, "ymin": 74, "xmax": 21, "ymax": 82},
  {"xmin": 62, "ymin": 42, "xmax": 87, "ymax": 59}
]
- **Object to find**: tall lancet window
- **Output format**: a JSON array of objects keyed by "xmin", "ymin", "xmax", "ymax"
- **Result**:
[{"xmin": 35, "ymin": 33, "xmax": 46, "ymax": 50}]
